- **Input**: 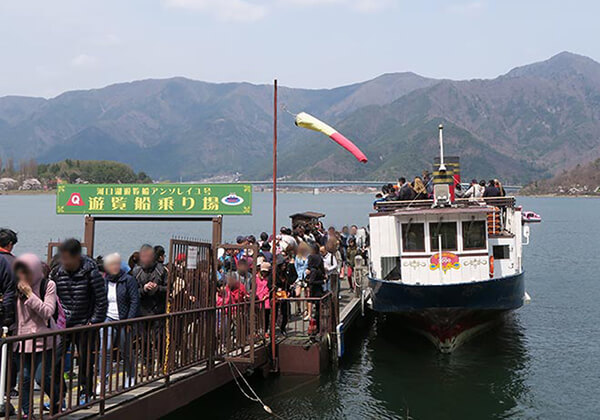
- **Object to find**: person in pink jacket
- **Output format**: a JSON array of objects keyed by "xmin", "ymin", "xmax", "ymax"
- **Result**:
[
  {"xmin": 255, "ymin": 262, "xmax": 271, "ymax": 335},
  {"xmin": 14, "ymin": 253, "xmax": 62, "ymax": 417}
]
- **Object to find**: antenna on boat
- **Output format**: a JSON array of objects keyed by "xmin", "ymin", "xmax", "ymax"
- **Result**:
[
  {"xmin": 438, "ymin": 124, "xmax": 446, "ymax": 171},
  {"xmin": 432, "ymin": 123, "xmax": 452, "ymax": 208}
]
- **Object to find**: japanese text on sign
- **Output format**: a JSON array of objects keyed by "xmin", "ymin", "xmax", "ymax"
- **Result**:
[{"xmin": 56, "ymin": 184, "xmax": 252, "ymax": 215}]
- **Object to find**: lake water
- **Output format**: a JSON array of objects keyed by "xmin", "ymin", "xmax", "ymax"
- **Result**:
[{"xmin": 1, "ymin": 193, "xmax": 598, "ymax": 419}]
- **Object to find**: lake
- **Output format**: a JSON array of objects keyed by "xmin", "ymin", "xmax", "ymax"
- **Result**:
[{"xmin": 1, "ymin": 193, "xmax": 598, "ymax": 419}]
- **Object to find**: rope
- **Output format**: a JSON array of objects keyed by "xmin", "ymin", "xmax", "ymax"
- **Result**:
[
  {"xmin": 281, "ymin": 104, "xmax": 297, "ymax": 117},
  {"xmin": 227, "ymin": 361, "xmax": 286, "ymax": 419}
]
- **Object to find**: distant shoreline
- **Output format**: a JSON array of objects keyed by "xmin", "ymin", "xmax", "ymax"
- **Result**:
[
  {"xmin": 518, "ymin": 193, "xmax": 600, "ymax": 198},
  {"xmin": 0, "ymin": 190, "xmax": 55, "ymax": 196}
]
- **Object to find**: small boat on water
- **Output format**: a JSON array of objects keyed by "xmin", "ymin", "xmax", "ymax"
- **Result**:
[
  {"xmin": 522, "ymin": 210, "xmax": 542, "ymax": 223},
  {"xmin": 367, "ymin": 125, "xmax": 533, "ymax": 352}
]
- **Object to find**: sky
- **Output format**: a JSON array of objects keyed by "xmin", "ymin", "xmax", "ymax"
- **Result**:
[{"xmin": 0, "ymin": 0, "xmax": 597, "ymax": 98}]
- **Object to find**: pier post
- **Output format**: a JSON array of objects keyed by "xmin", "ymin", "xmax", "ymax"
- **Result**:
[
  {"xmin": 208, "ymin": 216, "xmax": 222, "ymax": 370},
  {"xmin": 331, "ymin": 273, "xmax": 340, "ymax": 365},
  {"xmin": 84, "ymin": 215, "xmax": 95, "ymax": 257}
]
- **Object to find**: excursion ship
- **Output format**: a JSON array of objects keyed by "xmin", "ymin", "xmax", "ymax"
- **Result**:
[{"xmin": 367, "ymin": 125, "xmax": 532, "ymax": 352}]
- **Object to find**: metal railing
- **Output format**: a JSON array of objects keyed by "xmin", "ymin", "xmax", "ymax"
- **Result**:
[
  {"xmin": 0, "ymin": 302, "xmax": 265, "ymax": 419},
  {"xmin": 277, "ymin": 293, "xmax": 333, "ymax": 338},
  {"xmin": 374, "ymin": 196, "xmax": 517, "ymax": 212}
]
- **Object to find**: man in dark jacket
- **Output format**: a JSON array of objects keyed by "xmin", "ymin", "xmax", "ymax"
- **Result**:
[
  {"xmin": 0, "ymin": 228, "xmax": 17, "ymax": 267},
  {"xmin": 397, "ymin": 178, "xmax": 415, "ymax": 201},
  {"xmin": 131, "ymin": 244, "xmax": 168, "ymax": 316},
  {"xmin": 0, "ymin": 228, "xmax": 17, "ymax": 329},
  {"xmin": 131, "ymin": 245, "xmax": 167, "ymax": 372},
  {"xmin": 0, "ymin": 228, "xmax": 17, "ymax": 408},
  {"xmin": 50, "ymin": 238, "xmax": 107, "ymax": 402},
  {"xmin": 483, "ymin": 180, "xmax": 501, "ymax": 198},
  {"xmin": 0, "ymin": 257, "xmax": 14, "ymax": 330}
]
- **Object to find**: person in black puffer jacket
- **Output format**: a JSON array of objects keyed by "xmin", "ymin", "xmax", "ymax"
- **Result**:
[
  {"xmin": 0, "ymin": 228, "xmax": 17, "ymax": 330},
  {"xmin": 0, "ymin": 257, "xmax": 15, "ymax": 331},
  {"xmin": 50, "ymin": 238, "xmax": 107, "ymax": 402},
  {"xmin": 131, "ymin": 244, "xmax": 167, "ymax": 316}
]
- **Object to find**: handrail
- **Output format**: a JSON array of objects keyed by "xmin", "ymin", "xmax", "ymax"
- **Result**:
[
  {"xmin": 374, "ymin": 196, "xmax": 516, "ymax": 212},
  {"xmin": 0, "ymin": 301, "xmax": 266, "ymax": 419}
]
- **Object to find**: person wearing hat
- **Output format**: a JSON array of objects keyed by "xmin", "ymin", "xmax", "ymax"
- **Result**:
[{"xmin": 255, "ymin": 262, "xmax": 272, "ymax": 336}]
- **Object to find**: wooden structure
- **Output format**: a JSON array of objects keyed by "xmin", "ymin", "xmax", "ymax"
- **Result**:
[{"xmin": 289, "ymin": 211, "xmax": 325, "ymax": 230}]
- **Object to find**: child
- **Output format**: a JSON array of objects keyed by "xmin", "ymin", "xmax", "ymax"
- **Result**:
[{"xmin": 255, "ymin": 262, "xmax": 272, "ymax": 335}]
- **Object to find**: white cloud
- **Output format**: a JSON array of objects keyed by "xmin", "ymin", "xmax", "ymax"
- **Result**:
[
  {"xmin": 279, "ymin": 0, "xmax": 392, "ymax": 13},
  {"xmin": 352, "ymin": 0, "xmax": 392, "ymax": 12},
  {"xmin": 164, "ymin": 0, "xmax": 267, "ymax": 22},
  {"xmin": 446, "ymin": 2, "xmax": 484, "ymax": 16},
  {"xmin": 281, "ymin": 0, "xmax": 342, "ymax": 5},
  {"xmin": 70, "ymin": 54, "xmax": 98, "ymax": 68}
]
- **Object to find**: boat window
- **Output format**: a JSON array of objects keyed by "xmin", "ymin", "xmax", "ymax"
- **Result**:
[
  {"xmin": 462, "ymin": 220, "xmax": 487, "ymax": 250},
  {"xmin": 402, "ymin": 223, "xmax": 425, "ymax": 252},
  {"xmin": 429, "ymin": 222, "xmax": 457, "ymax": 251},
  {"xmin": 493, "ymin": 245, "xmax": 510, "ymax": 259},
  {"xmin": 381, "ymin": 256, "xmax": 401, "ymax": 280}
]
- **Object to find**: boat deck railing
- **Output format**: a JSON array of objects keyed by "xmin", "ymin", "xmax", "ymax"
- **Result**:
[{"xmin": 374, "ymin": 196, "xmax": 516, "ymax": 213}]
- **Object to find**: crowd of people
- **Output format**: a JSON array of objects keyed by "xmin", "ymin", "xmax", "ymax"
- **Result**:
[
  {"xmin": 216, "ymin": 222, "xmax": 369, "ymax": 337},
  {"xmin": 0, "ymin": 228, "xmax": 170, "ymax": 416},
  {"xmin": 373, "ymin": 170, "xmax": 507, "ymax": 205},
  {"xmin": 0, "ymin": 221, "xmax": 369, "ymax": 416}
]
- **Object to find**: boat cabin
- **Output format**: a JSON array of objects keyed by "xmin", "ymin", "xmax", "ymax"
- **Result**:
[
  {"xmin": 290, "ymin": 211, "xmax": 325, "ymax": 230},
  {"xmin": 369, "ymin": 199, "xmax": 523, "ymax": 285}
]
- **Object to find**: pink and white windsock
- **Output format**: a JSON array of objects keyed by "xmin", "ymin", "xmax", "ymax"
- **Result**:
[{"xmin": 294, "ymin": 112, "xmax": 368, "ymax": 163}]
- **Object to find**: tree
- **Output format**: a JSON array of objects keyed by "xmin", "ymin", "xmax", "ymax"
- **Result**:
[{"xmin": 6, "ymin": 158, "xmax": 14, "ymax": 177}]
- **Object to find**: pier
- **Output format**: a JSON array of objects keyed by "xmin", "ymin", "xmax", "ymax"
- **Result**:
[{"xmin": 0, "ymin": 217, "xmax": 366, "ymax": 420}]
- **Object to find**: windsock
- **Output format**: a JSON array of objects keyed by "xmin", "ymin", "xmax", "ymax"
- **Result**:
[{"xmin": 294, "ymin": 112, "xmax": 368, "ymax": 163}]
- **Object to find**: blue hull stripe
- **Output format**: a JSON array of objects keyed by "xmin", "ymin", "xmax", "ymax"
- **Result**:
[{"xmin": 368, "ymin": 272, "xmax": 525, "ymax": 313}]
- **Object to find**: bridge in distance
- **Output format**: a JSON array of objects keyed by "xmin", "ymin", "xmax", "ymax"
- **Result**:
[{"xmin": 232, "ymin": 180, "xmax": 523, "ymax": 190}]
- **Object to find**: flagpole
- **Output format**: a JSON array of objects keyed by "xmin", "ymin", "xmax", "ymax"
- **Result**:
[{"xmin": 271, "ymin": 79, "xmax": 278, "ymax": 368}]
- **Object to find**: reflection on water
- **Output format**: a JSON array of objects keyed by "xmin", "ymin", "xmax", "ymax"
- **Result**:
[
  {"xmin": 368, "ymin": 314, "xmax": 531, "ymax": 420},
  {"xmin": 171, "ymin": 315, "xmax": 531, "ymax": 420}
]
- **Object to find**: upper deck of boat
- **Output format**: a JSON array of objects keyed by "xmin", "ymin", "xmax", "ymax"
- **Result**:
[{"xmin": 372, "ymin": 196, "xmax": 516, "ymax": 217}]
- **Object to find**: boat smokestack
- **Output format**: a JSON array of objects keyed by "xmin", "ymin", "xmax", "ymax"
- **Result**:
[{"xmin": 438, "ymin": 124, "xmax": 446, "ymax": 171}]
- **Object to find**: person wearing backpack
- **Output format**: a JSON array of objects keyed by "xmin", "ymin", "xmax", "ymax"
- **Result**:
[{"xmin": 14, "ymin": 253, "xmax": 63, "ymax": 417}]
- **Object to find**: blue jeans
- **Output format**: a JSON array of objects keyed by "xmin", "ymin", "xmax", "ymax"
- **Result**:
[
  {"xmin": 98, "ymin": 318, "xmax": 136, "ymax": 389},
  {"xmin": 18, "ymin": 350, "xmax": 62, "ymax": 415}
]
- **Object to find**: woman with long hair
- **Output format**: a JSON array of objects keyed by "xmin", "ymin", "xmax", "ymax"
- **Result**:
[{"xmin": 413, "ymin": 176, "xmax": 428, "ymax": 200}]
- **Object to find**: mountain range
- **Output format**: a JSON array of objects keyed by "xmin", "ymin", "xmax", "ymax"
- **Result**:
[{"xmin": 2, "ymin": 51, "xmax": 600, "ymax": 183}]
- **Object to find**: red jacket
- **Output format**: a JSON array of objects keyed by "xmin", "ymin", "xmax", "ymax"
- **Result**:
[{"xmin": 224, "ymin": 283, "xmax": 248, "ymax": 305}]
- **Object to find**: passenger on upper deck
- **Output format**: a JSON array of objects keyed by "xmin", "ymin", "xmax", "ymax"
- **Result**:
[
  {"xmin": 397, "ymin": 178, "xmax": 415, "ymax": 201},
  {"xmin": 413, "ymin": 177, "xmax": 428, "ymax": 200},
  {"xmin": 495, "ymin": 179, "xmax": 506, "ymax": 196},
  {"xmin": 464, "ymin": 179, "xmax": 484, "ymax": 198},
  {"xmin": 483, "ymin": 180, "xmax": 501, "ymax": 197},
  {"xmin": 423, "ymin": 171, "xmax": 434, "ymax": 197}
]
